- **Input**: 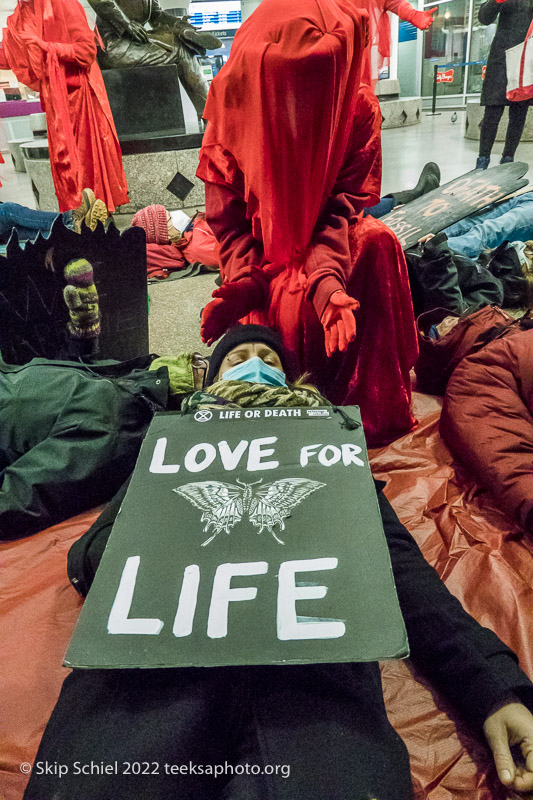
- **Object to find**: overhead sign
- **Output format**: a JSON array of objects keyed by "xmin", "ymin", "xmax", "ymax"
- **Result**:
[
  {"xmin": 65, "ymin": 407, "xmax": 408, "ymax": 669},
  {"xmin": 382, "ymin": 161, "xmax": 529, "ymax": 250}
]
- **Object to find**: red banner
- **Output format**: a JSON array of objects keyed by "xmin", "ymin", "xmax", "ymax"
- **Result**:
[{"xmin": 437, "ymin": 68, "xmax": 454, "ymax": 83}]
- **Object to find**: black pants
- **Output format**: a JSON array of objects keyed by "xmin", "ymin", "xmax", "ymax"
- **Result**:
[
  {"xmin": 479, "ymin": 102, "xmax": 529, "ymax": 159},
  {"xmin": 23, "ymin": 662, "xmax": 414, "ymax": 800}
]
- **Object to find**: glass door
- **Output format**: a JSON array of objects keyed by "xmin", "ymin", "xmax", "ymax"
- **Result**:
[{"xmin": 421, "ymin": 0, "xmax": 470, "ymax": 98}]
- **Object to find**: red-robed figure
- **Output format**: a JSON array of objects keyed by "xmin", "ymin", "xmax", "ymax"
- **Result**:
[
  {"xmin": 361, "ymin": 0, "xmax": 437, "ymax": 85},
  {"xmin": 197, "ymin": 0, "xmax": 419, "ymax": 447},
  {"xmin": 0, "ymin": 0, "xmax": 128, "ymax": 212}
]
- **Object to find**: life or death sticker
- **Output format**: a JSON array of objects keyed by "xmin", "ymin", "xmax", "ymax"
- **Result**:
[{"xmin": 65, "ymin": 407, "xmax": 408, "ymax": 669}]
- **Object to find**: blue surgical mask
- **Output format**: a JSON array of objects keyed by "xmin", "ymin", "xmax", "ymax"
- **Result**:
[{"xmin": 221, "ymin": 356, "xmax": 287, "ymax": 387}]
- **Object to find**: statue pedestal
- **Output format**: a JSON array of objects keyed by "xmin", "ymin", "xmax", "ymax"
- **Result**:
[
  {"xmin": 102, "ymin": 65, "xmax": 186, "ymax": 139},
  {"xmin": 376, "ymin": 79, "xmax": 421, "ymax": 129},
  {"xmin": 23, "ymin": 132, "xmax": 206, "ymax": 215}
]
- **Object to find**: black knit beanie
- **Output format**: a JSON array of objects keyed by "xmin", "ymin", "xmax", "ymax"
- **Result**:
[{"xmin": 206, "ymin": 324, "xmax": 291, "ymax": 386}]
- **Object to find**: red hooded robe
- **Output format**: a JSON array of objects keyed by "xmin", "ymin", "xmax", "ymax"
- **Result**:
[
  {"xmin": 197, "ymin": 0, "xmax": 418, "ymax": 446},
  {"xmin": 0, "ymin": 0, "xmax": 128, "ymax": 212}
]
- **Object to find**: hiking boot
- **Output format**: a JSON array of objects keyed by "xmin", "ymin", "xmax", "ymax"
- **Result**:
[
  {"xmin": 85, "ymin": 199, "xmax": 108, "ymax": 231},
  {"xmin": 71, "ymin": 188, "xmax": 96, "ymax": 233}
]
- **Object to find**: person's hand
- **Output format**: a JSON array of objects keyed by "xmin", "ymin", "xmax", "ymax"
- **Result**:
[
  {"xmin": 483, "ymin": 700, "xmax": 533, "ymax": 796},
  {"xmin": 321, "ymin": 291, "xmax": 359, "ymax": 357},
  {"xmin": 418, "ymin": 233, "xmax": 435, "ymax": 244},
  {"xmin": 421, "ymin": 7, "xmax": 438, "ymax": 28},
  {"xmin": 126, "ymin": 21, "xmax": 149, "ymax": 43},
  {"xmin": 18, "ymin": 31, "xmax": 47, "ymax": 50},
  {"xmin": 410, "ymin": 6, "xmax": 437, "ymax": 29},
  {"xmin": 201, "ymin": 279, "xmax": 265, "ymax": 346}
]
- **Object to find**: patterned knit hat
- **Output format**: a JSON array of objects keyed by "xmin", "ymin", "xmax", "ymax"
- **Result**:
[{"xmin": 132, "ymin": 204, "xmax": 169, "ymax": 244}]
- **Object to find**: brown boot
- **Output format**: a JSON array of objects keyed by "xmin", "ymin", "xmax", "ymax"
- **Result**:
[
  {"xmin": 71, "ymin": 188, "xmax": 96, "ymax": 233},
  {"xmin": 85, "ymin": 199, "xmax": 108, "ymax": 232}
]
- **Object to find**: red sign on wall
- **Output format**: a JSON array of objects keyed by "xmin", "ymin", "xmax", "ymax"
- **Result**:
[{"xmin": 437, "ymin": 68, "xmax": 455, "ymax": 83}]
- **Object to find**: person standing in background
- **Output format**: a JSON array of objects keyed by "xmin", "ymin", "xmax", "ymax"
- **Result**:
[{"xmin": 477, "ymin": 0, "xmax": 533, "ymax": 169}]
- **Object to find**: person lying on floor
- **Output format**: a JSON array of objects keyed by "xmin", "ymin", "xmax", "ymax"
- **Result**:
[
  {"xmin": 406, "ymin": 230, "xmax": 505, "ymax": 316},
  {"xmin": 421, "ymin": 190, "xmax": 533, "ymax": 259},
  {"xmin": 131, "ymin": 204, "xmax": 221, "ymax": 280},
  {"xmin": 0, "ymin": 352, "xmax": 175, "ymax": 540},
  {"xmin": 369, "ymin": 168, "xmax": 533, "ymax": 261},
  {"xmin": 363, "ymin": 161, "xmax": 441, "ymax": 218},
  {"xmin": 26, "ymin": 323, "xmax": 533, "ymax": 800},
  {"xmin": 441, "ymin": 325, "xmax": 533, "ymax": 536},
  {"xmin": 0, "ymin": 189, "xmax": 107, "ymax": 243},
  {"xmin": 408, "ymin": 230, "xmax": 533, "ymax": 316}
]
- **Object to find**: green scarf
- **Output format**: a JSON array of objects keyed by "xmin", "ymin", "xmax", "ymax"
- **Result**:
[{"xmin": 182, "ymin": 379, "xmax": 330, "ymax": 414}]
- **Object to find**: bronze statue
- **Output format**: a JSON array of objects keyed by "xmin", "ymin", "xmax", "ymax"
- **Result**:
[{"xmin": 87, "ymin": 0, "xmax": 222, "ymax": 117}]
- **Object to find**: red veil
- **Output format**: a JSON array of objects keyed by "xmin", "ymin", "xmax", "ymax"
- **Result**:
[
  {"xmin": 197, "ymin": 0, "xmax": 368, "ymax": 272},
  {"xmin": 1, "ymin": 0, "xmax": 128, "ymax": 211}
]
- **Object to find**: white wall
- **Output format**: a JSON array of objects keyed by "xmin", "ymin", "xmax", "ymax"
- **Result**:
[
  {"xmin": 160, "ymin": 0, "xmax": 190, "ymax": 10},
  {"xmin": 240, "ymin": 0, "xmax": 261, "ymax": 22}
]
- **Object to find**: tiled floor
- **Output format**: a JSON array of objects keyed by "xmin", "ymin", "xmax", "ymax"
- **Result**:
[
  {"xmin": 380, "ymin": 110, "xmax": 533, "ymax": 195},
  {"xmin": 2, "ymin": 111, "xmax": 532, "ymax": 355}
]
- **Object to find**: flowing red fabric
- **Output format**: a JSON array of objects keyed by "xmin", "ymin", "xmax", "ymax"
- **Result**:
[
  {"xmin": 357, "ymin": 0, "xmax": 391, "ymax": 85},
  {"xmin": 246, "ymin": 216, "xmax": 417, "ymax": 446},
  {"xmin": 197, "ymin": 0, "xmax": 368, "ymax": 271},
  {"xmin": 1, "ymin": 0, "xmax": 128, "ymax": 212}
]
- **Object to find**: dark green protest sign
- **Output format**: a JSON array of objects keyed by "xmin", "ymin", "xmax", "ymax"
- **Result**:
[{"xmin": 65, "ymin": 406, "xmax": 408, "ymax": 669}]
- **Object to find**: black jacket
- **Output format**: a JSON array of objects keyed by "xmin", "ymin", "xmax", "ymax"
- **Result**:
[
  {"xmin": 0, "ymin": 356, "xmax": 169, "ymax": 540},
  {"xmin": 406, "ymin": 232, "xmax": 504, "ymax": 316},
  {"xmin": 479, "ymin": 0, "xmax": 533, "ymax": 106},
  {"xmin": 68, "ymin": 476, "xmax": 533, "ymax": 733}
]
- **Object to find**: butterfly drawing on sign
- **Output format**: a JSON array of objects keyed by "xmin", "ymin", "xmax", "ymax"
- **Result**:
[{"xmin": 173, "ymin": 478, "xmax": 326, "ymax": 546}]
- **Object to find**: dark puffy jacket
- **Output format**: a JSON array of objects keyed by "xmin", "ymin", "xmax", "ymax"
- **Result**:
[
  {"xmin": 0, "ymin": 356, "xmax": 169, "ymax": 540},
  {"xmin": 414, "ymin": 305, "xmax": 526, "ymax": 395},
  {"xmin": 406, "ymin": 232, "xmax": 504, "ymax": 318},
  {"xmin": 441, "ymin": 330, "xmax": 533, "ymax": 534}
]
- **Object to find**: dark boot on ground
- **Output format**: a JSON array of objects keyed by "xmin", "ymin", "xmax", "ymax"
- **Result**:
[
  {"xmin": 476, "ymin": 156, "xmax": 490, "ymax": 170},
  {"xmin": 392, "ymin": 162, "xmax": 441, "ymax": 206}
]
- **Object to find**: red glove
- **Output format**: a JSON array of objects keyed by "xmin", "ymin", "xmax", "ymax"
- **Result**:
[
  {"xmin": 321, "ymin": 291, "xmax": 359, "ymax": 358},
  {"xmin": 396, "ymin": 0, "xmax": 437, "ymax": 29},
  {"xmin": 201, "ymin": 278, "xmax": 266, "ymax": 346}
]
